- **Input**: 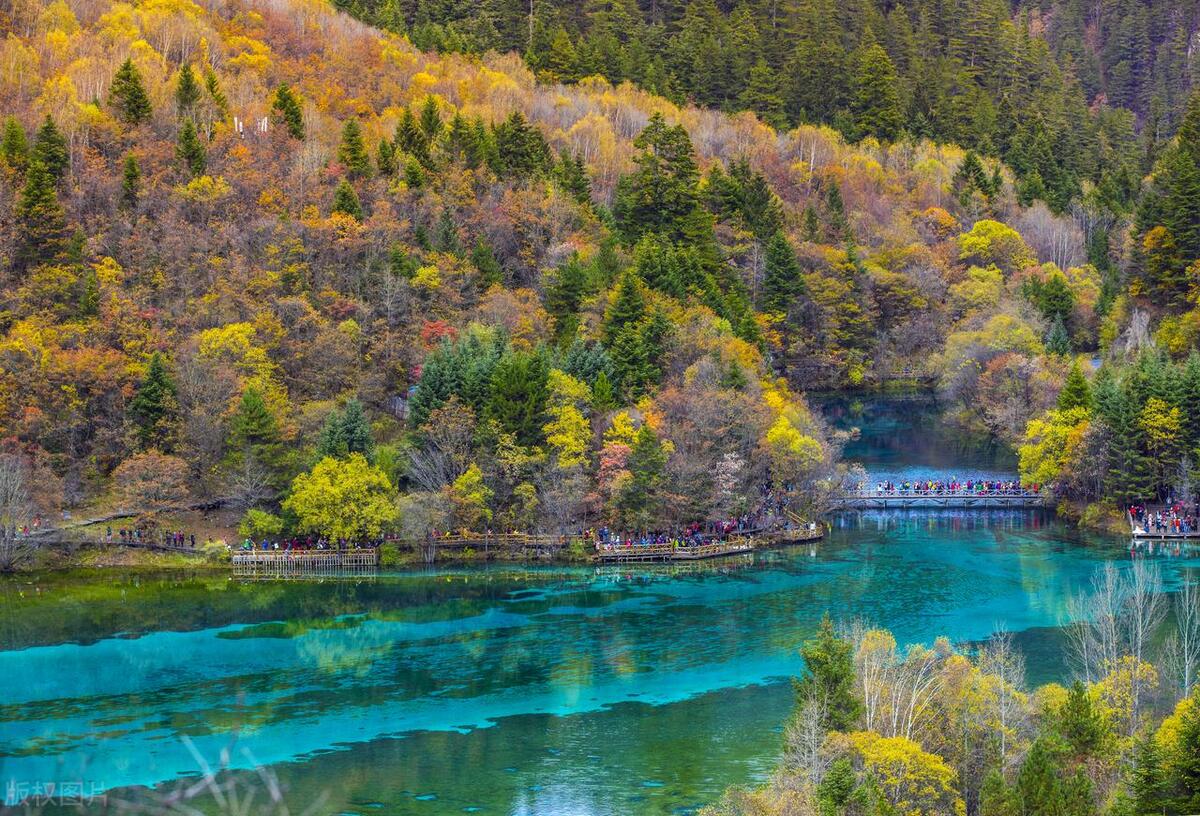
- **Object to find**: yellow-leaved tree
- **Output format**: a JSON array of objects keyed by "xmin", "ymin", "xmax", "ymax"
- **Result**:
[{"xmin": 282, "ymin": 454, "xmax": 397, "ymax": 542}]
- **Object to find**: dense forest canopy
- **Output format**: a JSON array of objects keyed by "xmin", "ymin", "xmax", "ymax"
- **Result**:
[
  {"xmin": 342, "ymin": 0, "xmax": 1199, "ymax": 213},
  {"xmin": 0, "ymin": 0, "xmax": 1198, "ymax": 558}
]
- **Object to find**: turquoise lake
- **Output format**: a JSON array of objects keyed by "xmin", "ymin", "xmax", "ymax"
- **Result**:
[{"xmin": 2, "ymin": 395, "xmax": 1197, "ymax": 815}]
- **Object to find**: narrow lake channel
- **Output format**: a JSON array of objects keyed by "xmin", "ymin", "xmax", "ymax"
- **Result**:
[{"xmin": 2, "ymin": 395, "xmax": 1196, "ymax": 815}]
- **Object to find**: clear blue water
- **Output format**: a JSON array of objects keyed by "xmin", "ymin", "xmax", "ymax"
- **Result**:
[{"xmin": 1, "ymin": 395, "xmax": 1195, "ymax": 815}]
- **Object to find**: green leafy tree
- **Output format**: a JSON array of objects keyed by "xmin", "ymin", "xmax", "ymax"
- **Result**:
[
  {"xmin": 108, "ymin": 58, "xmax": 153, "ymax": 126},
  {"xmin": 492, "ymin": 110, "xmax": 550, "ymax": 178},
  {"xmin": 1055, "ymin": 681, "xmax": 1108, "ymax": 759},
  {"xmin": 760, "ymin": 231, "xmax": 803, "ymax": 313},
  {"xmin": 175, "ymin": 64, "xmax": 201, "ymax": 115},
  {"xmin": 793, "ymin": 614, "xmax": 862, "ymax": 731},
  {"xmin": 603, "ymin": 270, "xmax": 647, "ymax": 344},
  {"xmin": 204, "ymin": 67, "xmax": 229, "ymax": 118},
  {"xmin": 418, "ymin": 95, "xmax": 442, "ymax": 139},
  {"xmin": 120, "ymin": 153, "xmax": 141, "ymax": 212},
  {"xmin": 272, "ymin": 84, "xmax": 305, "ymax": 139},
  {"xmin": 332, "ymin": 178, "xmax": 363, "ymax": 220},
  {"xmin": 1046, "ymin": 314, "xmax": 1072, "ymax": 356},
  {"xmin": 32, "ymin": 116, "xmax": 68, "ymax": 183},
  {"xmin": 338, "ymin": 118, "xmax": 372, "ymax": 178},
  {"xmin": 128, "ymin": 352, "xmax": 179, "ymax": 451},
  {"xmin": 225, "ymin": 386, "xmax": 287, "ymax": 498},
  {"xmin": 176, "ymin": 119, "xmax": 206, "ymax": 176},
  {"xmin": 14, "ymin": 160, "xmax": 68, "ymax": 272},
  {"xmin": 471, "ymin": 237, "xmax": 503, "ymax": 287},
  {"xmin": 377, "ymin": 138, "xmax": 397, "ymax": 176},
  {"xmin": 316, "ymin": 399, "xmax": 375, "ymax": 463},
  {"xmin": 1057, "ymin": 361, "xmax": 1093, "ymax": 411},
  {"xmin": 394, "ymin": 108, "xmax": 429, "ymax": 165},
  {"xmin": 613, "ymin": 112, "xmax": 715, "ymax": 263},
  {"xmin": 851, "ymin": 42, "xmax": 903, "ymax": 142},
  {"xmin": 486, "ymin": 351, "xmax": 550, "ymax": 448},
  {"xmin": 1, "ymin": 116, "xmax": 28, "ymax": 172}
]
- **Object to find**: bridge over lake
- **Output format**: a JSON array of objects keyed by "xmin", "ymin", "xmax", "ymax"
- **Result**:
[{"xmin": 831, "ymin": 488, "xmax": 1046, "ymax": 510}]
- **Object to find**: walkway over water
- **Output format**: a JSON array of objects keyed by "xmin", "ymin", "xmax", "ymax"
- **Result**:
[
  {"xmin": 831, "ymin": 488, "xmax": 1046, "ymax": 510},
  {"xmin": 595, "ymin": 526, "xmax": 823, "ymax": 563},
  {"xmin": 231, "ymin": 549, "xmax": 379, "ymax": 578}
]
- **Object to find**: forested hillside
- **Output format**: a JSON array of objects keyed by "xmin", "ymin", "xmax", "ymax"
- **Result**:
[
  {"xmin": 343, "ymin": 0, "xmax": 1198, "ymax": 213},
  {"xmin": 0, "ymin": 0, "xmax": 1198, "ymax": 551}
]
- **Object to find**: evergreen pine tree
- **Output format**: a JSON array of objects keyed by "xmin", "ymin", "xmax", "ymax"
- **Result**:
[
  {"xmin": 204, "ymin": 67, "xmax": 229, "ymax": 119},
  {"xmin": 316, "ymin": 399, "xmax": 375, "ymax": 462},
  {"xmin": 591, "ymin": 370, "xmax": 616, "ymax": 412},
  {"xmin": 1097, "ymin": 379, "xmax": 1154, "ymax": 505},
  {"xmin": 175, "ymin": 64, "xmax": 201, "ymax": 115},
  {"xmin": 610, "ymin": 326, "xmax": 651, "ymax": 397},
  {"xmin": 108, "ymin": 59, "xmax": 153, "ymax": 126},
  {"xmin": 1046, "ymin": 314, "xmax": 1072, "ymax": 356},
  {"xmin": 332, "ymin": 178, "xmax": 363, "ymax": 220},
  {"xmin": 740, "ymin": 58, "xmax": 788, "ymax": 130},
  {"xmin": 128, "ymin": 352, "xmax": 179, "ymax": 451},
  {"xmin": 32, "ymin": 116, "xmax": 68, "ymax": 183},
  {"xmin": 433, "ymin": 208, "xmax": 461, "ymax": 254},
  {"xmin": 802, "ymin": 205, "xmax": 821, "ymax": 242},
  {"xmin": 377, "ymin": 138, "xmax": 397, "ymax": 176},
  {"xmin": 547, "ymin": 256, "xmax": 589, "ymax": 340},
  {"xmin": 272, "ymin": 84, "xmax": 305, "ymax": 139},
  {"xmin": 394, "ymin": 109, "xmax": 430, "ymax": 165},
  {"xmin": 78, "ymin": 267, "xmax": 99, "ymax": 318},
  {"xmin": 120, "ymin": 153, "xmax": 141, "ymax": 212},
  {"xmin": 850, "ymin": 42, "xmax": 904, "ymax": 142},
  {"xmin": 486, "ymin": 351, "xmax": 550, "ymax": 447},
  {"xmin": 1172, "ymin": 690, "xmax": 1200, "ymax": 812},
  {"xmin": 603, "ymin": 270, "xmax": 647, "ymax": 343},
  {"xmin": 621, "ymin": 423, "xmax": 667, "ymax": 525},
  {"xmin": 793, "ymin": 615, "xmax": 862, "ymax": 731},
  {"xmin": 1057, "ymin": 360, "xmax": 1093, "ymax": 411},
  {"xmin": 1130, "ymin": 732, "xmax": 1169, "ymax": 814},
  {"xmin": 760, "ymin": 231, "xmax": 803, "ymax": 313},
  {"xmin": 470, "ymin": 237, "xmax": 503, "ymax": 287},
  {"xmin": 338, "ymin": 119, "xmax": 372, "ymax": 179},
  {"xmin": 1, "ymin": 116, "xmax": 28, "ymax": 172},
  {"xmin": 612, "ymin": 112, "xmax": 714, "ymax": 258},
  {"xmin": 418, "ymin": 96, "xmax": 443, "ymax": 140},
  {"xmin": 227, "ymin": 386, "xmax": 285, "ymax": 490},
  {"xmin": 1055, "ymin": 681, "xmax": 1107, "ymax": 758},
  {"xmin": 176, "ymin": 119, "xmax": 206, "ymax": 176},
  {"xmin": 493, "ymin": 110, "xmax": 551, "ymax": 179},
  {"xmin": 14, "ymin": 159, "xmax": 68, "ymax": 272},
  {"xmin": 555, "ymin": 149, "xmax": 592, "ymax": 205}
]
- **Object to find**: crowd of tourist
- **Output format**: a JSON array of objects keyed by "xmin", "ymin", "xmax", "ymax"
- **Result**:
[
  {"xmin": 856, "ymin": 478, "xmax": 1039, "ymax": 496},
  {"xmin": 1129, "ymin": 503, "xmax": 1200, "ymax": 535},
  {"xmin": 238, "ymin": 537, "xmax": 380, "ymax": 551}
]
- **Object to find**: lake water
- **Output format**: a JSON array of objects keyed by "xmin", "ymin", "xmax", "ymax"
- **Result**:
[{"xmin": 2, "ymin": 394, "xmax": 1196, "ymax": 815}]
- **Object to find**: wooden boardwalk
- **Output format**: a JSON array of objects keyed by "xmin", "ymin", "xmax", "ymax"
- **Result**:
[
  {"xmin": 595, "ymin": 525, "xmax": 824, "ymax": 563},
  {"xmin": 831, "ymin": 491, "xmax": 1046, "ymax": 510},
  {"xmin": 231, "ymin": 549, "xmax": 379, "ymax": 578},
  {"xmin": 596, "ymin": 537, "xmax": 758, "ymax": 563}
]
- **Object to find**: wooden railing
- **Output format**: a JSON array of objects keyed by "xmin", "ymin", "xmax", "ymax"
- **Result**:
[
  {"xmin": 595, "ymin": 536, "xmax": 758, "ymax": 562},
  {"xmin": 231, "ymin": 549, "xmax": 379, "ymax": 577}
]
